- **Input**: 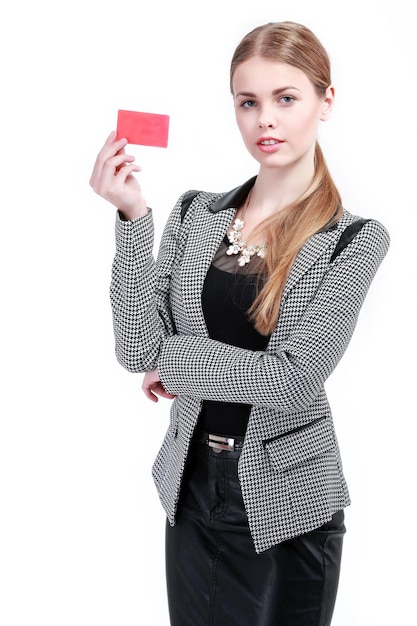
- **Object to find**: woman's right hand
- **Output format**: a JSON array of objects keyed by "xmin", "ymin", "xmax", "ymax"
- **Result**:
[
  {"xmin": 142, "ymin": 368, "xmax": 176, "ymax": 403},
  {"xmin": 89, "ymin": 131, "xmax": 148, "ymax": 220}
]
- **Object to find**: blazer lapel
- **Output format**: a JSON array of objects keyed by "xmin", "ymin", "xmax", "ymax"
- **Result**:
[
  {"xmin": 282, "ymin": 210, "xmax": 351, "ymax": 301},
  {"xmin": 181, "ymin": 203, "xmax": 236, "ymax": 337},
  {"xmin": 180, "ymin": 177, "xmax": 257, "ymax": 336}
]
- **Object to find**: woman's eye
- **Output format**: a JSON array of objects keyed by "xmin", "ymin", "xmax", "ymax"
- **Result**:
[
  {"xmin": 241, "ymin": 100, "xmax": 256, "ymax": 109},
  {"xmin": 279, "ymin": 96, "xmax": 295, "ymax": 105}
]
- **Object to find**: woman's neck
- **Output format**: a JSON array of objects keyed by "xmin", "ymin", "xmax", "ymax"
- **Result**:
[{"xmin": 250, "ymin": 161, "xmax": 315, "ymax": 219}]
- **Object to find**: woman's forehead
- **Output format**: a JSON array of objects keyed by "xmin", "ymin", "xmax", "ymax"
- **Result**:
[{"xmin": 232, "ymin": 58, "xmax": 313, "ymax": 93}]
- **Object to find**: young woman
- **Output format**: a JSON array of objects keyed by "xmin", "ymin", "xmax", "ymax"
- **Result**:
[{"xmin": 90, "ymin": 21, "xmax": 389, "ymax": 626}]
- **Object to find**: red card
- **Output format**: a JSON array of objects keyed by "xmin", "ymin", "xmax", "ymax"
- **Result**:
[{"xmin": 116, "ymin": 110, "xmax": 169, "ymax": 147}]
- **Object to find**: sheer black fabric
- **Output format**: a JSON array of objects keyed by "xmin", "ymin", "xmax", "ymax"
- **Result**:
[{"xmin": 199, "ymin": 240, "xmax": 269, "ymax": 436}]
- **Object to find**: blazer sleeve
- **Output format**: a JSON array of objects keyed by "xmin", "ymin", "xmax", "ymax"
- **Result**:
[
  {"xmin": 157, "ymin": 219, "xmax": 390, "ymax": 412},
  {"xmin": 110, "ymin": 195, "xmax": 185, "ymax": 372}
]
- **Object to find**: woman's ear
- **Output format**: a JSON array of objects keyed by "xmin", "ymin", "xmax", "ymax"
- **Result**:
[{"xmin": 320, "ymin": 85, "xmax": 335, "ymax": 121}]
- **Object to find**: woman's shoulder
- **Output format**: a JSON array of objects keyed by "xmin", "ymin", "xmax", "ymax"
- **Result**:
[
  {"xmin": 339, "ymin": 208, "xmax": 390, "ymax": 256},
  {"xmin": 178, "ymin": 176, "xmax": 257, "ymax": 220},
  {"xmin": 178, "ymin": 188, "xmax": 225, "ymax": 221},
  {"xmin": 341, "ymin": 208, "xmax": 389, "ymax": 235}
]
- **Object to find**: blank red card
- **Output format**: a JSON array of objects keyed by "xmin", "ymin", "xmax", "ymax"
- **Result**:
[{"xmin": 116, "ymin": 110, "xmax": 170, "ymax": 147}]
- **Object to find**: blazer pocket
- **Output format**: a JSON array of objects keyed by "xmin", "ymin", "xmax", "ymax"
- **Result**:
[{"xmin": 264, "ymin": 417, "xmax": 335, "ymax": 472}]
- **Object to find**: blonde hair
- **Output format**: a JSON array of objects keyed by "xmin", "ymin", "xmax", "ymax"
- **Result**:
[{"xmin": 230, "ymin": 22, "xmax": 343, "ymax": 335}]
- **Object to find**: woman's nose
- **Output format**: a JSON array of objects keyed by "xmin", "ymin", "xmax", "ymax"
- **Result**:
[{"xmin": 258, "ymin": 111, "xmax": 277, "ymax": 129}]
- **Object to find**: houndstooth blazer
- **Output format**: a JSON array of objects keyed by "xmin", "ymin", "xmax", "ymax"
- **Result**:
[{"xmin": 110, "ymin": 176, "xmax": 390, "ymax": 553}]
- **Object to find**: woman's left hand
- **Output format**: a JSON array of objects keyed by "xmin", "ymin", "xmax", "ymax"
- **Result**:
[{"xmin": 142, "ymin": 368, "xmax": 176, "ymax": 403}]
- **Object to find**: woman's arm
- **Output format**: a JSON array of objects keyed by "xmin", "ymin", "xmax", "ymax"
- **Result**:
[
  {"xmin": 110, "ymin": 195, "xmax": 187, "ymax": 373},
  {"xmin": 157, "ymin": 219, "xmax": 390, "ymax": 412},
  {"xmin": 90, "ymin": 132, "xmax": 192, "ymax": 373}
]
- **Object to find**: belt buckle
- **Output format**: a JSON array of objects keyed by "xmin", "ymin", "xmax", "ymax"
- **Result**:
[{"xmin": 208, "ymin": 434, "xmax": 235, "ymax": 453}]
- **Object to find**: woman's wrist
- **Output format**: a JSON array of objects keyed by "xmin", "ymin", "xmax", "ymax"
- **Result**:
[{"xmin": 118, "ymin": 203, "xmax": 148, "ymax": 221}]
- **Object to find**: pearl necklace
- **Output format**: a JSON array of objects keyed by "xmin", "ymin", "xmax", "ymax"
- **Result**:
[{"xmin": 226, "ymin": 189, "xmax": 267, "ymax": 266}]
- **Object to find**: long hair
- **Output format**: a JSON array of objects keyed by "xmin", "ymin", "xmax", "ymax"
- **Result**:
[{"xmin": 230, "ymin": 22, "xmax": 343, "ymax": 335}]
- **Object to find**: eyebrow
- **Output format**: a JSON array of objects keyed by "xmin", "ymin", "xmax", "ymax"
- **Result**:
[{"xmin": 235, "ymin": 86, "xmax": 301, "ymax": 98}]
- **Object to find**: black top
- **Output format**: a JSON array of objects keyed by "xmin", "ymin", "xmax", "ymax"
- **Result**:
[{"xmin": 198, "ymin": 239, "xmax": 270, "ymax": 436}]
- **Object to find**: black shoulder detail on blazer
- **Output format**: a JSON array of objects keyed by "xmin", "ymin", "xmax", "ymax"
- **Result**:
[
  {"xmin": 330, "ymin": 218, "xmax": 370, "ymax": 262},
  {"xmin": 180, "ymin": 176, "xmax": 257, "ymax": 221},
  {"xmin": 209, "ymin": 176, "xmax": 257, "ymax": 213},
  {"xmin": 180, "ymin": 189, "xmax": 200, "ymax": 221}
]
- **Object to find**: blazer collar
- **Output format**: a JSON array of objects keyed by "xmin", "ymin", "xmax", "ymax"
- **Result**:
[
  {"xmin": 209, "ymin": 176, "xmax": 339, "ymax": 233},
  {"xmin": 209, "ymin": 176, "xmax": 257, "ymax": 212}
]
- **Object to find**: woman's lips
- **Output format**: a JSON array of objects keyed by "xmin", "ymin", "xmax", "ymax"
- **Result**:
[{"xmin": 257, "ymin": 137, "xmax": 284, "ymax": 153}]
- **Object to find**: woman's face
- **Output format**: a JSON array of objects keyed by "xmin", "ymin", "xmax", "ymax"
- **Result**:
[{"xmin": 232, "ymin": 56, "xmax": 334, "ymax": 172}]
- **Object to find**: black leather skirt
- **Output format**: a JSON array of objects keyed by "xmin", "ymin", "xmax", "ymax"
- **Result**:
[{"xmin": 165, "ymin": 431, "xmax": 346, "ymax": 626}]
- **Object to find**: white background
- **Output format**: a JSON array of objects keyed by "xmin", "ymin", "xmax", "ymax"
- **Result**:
[{"xmin": 1, "ymin": 0, "xmax": 416, "ymax": 624}]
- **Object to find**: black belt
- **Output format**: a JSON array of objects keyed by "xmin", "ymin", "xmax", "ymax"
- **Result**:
[{"xmin": 195, "ymin": 431, "xmax": 245, "ymax": 453}]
